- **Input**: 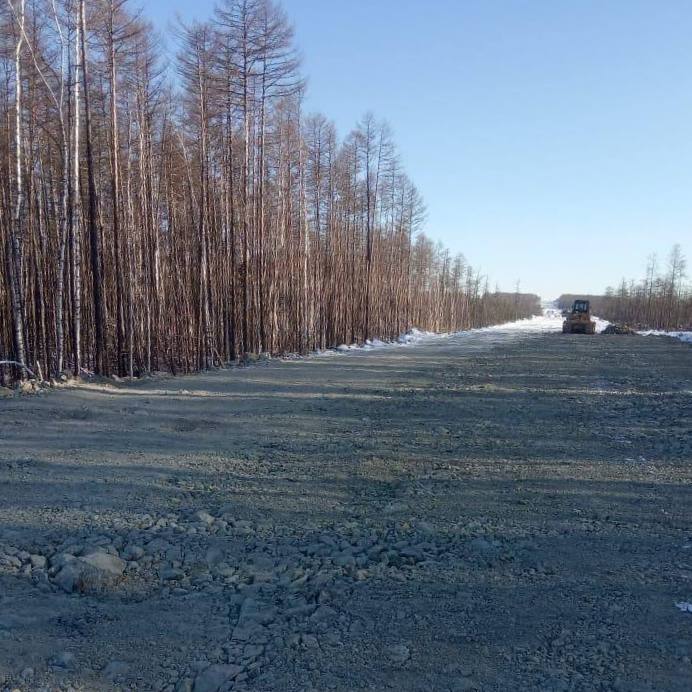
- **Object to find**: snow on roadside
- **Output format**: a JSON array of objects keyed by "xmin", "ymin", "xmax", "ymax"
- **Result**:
[
  {"xmin": 332, "ymin": 328, "xmax": 444, "ymax": 353},
  {"xmin": 478, "ymin": 305, "xmax": 610, "ymax": 334},
  {"xmin": 325, "ymin": 305, "xmax": 609, "ymax": 357},
  {"xmin": 637, "ymin": 329, "xmax": 692, "ymax": 346},
  {"xmin": 476, "ymin": 308, "xmax": 565, "ymax": 334}
]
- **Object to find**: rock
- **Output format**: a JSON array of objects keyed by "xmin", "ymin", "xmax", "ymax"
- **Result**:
[
  {"xmin": 214, "ymin": 563, "xmax": 235, "ymax": 578},
  {"xmin": 195, "ymin": 511, "xmax": 215, "ymax": 526},
  {"xmin": 239, "ymin": 597, "xmax": 276, "ymax": 625},
  {"xmin": 205, "ymin": 547, "xmax": 224, "ymax": 566},
  {"xmin": 310, "ymin": 606, "xmax": 337, "ymax": 623},
  {"xmin": 243, "ymin": 644, "xmax": 264, "ymax": 660},
  {"xmin": 50, "ymin": 651, "xmax": 76, "ymax": 669},
  {"xmin": 322, "ymin": 631, "xmax": 342, "ymax": 647},
  {"xmin": 161, "ymin": 567, "xmax": 184, "ymax": 581},
  {"xmin": 146, "ymin": 538, "xmax": 173, "ymax": 555},
  {"xmin": 0, "ymin": 386, "xmax": 14, "ymax": 398},
  {"xmin": 0, "ymin": 553, "xmax": 21, "ymax": 569},
  {"xmin": 417, "ymin": 521, "xmax": 435, "ymax": 534},
  {"xmin": 400, "ymin": 546, "xmax": 425, "ymax": 563},
  {"xmin": 53, "ymin": 562, "xmax": 85, "ymax": 593},
  {"xmin": 234, "ymin": 520, "xmax": 253, "ymax": 534},
  {"xmin": 49, "ymin": 552, "xmax": 77, "ymax": 570},
  {"xmin": 174, "ymin": 678, "xmax": 194, "ymax": 692},
  {"xmin": 80, "ymin": 550, "xmax": 126, "ymax": 576},
  {"xmin": 334, "ymin": 551, "xmax": 356, "ymax": 568},
  {"xmin": 385, "ymin": 643, "xmax": 411, "ymax": 665},
  {"xmin": 54, "ymin": 550, "xmax": 125, "ymax": 593},
  {"xmin": 300, "ymin": 633, "xmax": 319, "ymax": 649},
  {"xmin": 193, "ymin": 664, "xmax": 243, "ymax": 692},
  {"xmin": 469, "ymin": 537, "xmax": 501, "ymax": 557},
  {"xmin": 29, "ymin": 554, "xmax": 47, "ymax": 569},
  {"xmin": 103, "ymin": 660, "xmax": 130, "ymax": 680},
  {"xmin": 123, "ymin": 545, "xmax": 145, "ymax": 561},
  {"xmin": 383, "ymin": 501, "xmax": 409, "ymax": 514}
]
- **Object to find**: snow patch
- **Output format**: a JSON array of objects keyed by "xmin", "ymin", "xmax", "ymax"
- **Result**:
[
  {"xmin": 474, "ymin": 306, "xmax": 610, "ymax": 334},
  {"xmin": 334, "ymin": 329, "xmax": 444, "ymax": 353},
  {"xmin": 638, "ymin": 330, "xmax": 692, "ymax": 346},
  {"xmin": 320, "ymin": 304, "xmax": 618, "ymax": 359},
  {"xmin": 397, "ymin": 328, "xmax": 439, "ymax": 345}
]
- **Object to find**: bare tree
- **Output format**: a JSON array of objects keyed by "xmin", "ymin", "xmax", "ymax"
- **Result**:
[{"xmin": 0, "ymin": 0, "xmax": 543, "ymax": 386}]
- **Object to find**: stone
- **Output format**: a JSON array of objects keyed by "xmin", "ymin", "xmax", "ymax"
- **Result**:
[
  {"xmin": 310, "ymin": 606, "xmax": 337, "ymax": 623},
  {"xmin": 50, "ymin": 651, "xmax": 76, "ymax": 669},
  {"xmin": 300, "ymin": 634, "xmax": 318, "ymax": 648},
  {"xmin": 53, "ymin": 551, "xmax": 125, "ymax": 593},
  {"xmin": 383, "ymin": 501, "xmax": 409, "ymax": 514},
  {"xmin": 469, "ymin": 537, "xmax": 501, "ymax": 557},
  {"xmin": 0, "ymin": 554, "xmax": 22, "ymax": 569},
  {"xmin": 80, "ymin": 550, "xmax": 126, "ymax": 576},
  {"xmin": 195, "ymin": 511, "xmax": 215, "ymax": 526},
  {"xmin": 385, "ymin": 643, "xmax": 411, "ymax": 665},
  {"xmin": 400, "ymin": 546, "xmax": 424, "ymax": 563},
  {"xmin": 193, "ymin": 664, "xmax": 243, "ymax": 692},
  {"xmin": 205, "ymin": 547, "xmax": 224, "ymax": 566},
  {"xmin": 334, "ymin": 551, "xmax": 356, "ymax": 568},
  {"xmin": 103, "ymin": 660, "xmax": 130, "ymax": 680},
  {"xmin": 123, "ymin": 545, "xmax": 145, "ymax": 561},
  {"xmin": 417, "ymin": 521, "xmax": 435, "ymax": 534},
  {"xmin": 29, "ymin": 554, "xmax": 47, "ymax": 569},
  {"xmin": 161, "ymin": 567, "xmax": 185, "ymax": 581},
  {"xmin": 243, "ymin": 644, "xmax": 264, "ymax": 660},
  {"xmin": 53, "ymin": 562, "xmax": 85, "ymax": 593},
  {"xmin": 239, "ymin": 597, "xmax": 276, "ymax": 625},
  {"xmin": 49, "ymin": 552, "xmax": 77, "ymax": 570}
]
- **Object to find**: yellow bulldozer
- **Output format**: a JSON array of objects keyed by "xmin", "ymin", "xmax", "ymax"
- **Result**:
[{"xmin": 562, "ymin": 299, "xmax": 596, "ymax": 334}]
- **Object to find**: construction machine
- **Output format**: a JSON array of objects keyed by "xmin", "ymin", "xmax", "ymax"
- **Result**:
[{"xmin": 562, "ymin": 299, "xmax": 596, "ymax": 334}]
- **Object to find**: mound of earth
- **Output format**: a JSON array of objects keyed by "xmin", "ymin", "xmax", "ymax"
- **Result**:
[{"xmin": 603, "ymin": 323, "xmax": 636, "ymax": 335}]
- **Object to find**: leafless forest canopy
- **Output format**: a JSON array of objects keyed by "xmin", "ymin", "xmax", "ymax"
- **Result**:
[
  {"xmin": 558, "ymin": 244, "xmax": 691, "ymax": 329},
  {"xmin": 0, "ymin": 0, "xmax": 544, "ymax": 383}
]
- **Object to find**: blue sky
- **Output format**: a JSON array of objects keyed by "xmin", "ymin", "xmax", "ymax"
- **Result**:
[{"xmin": 145, "ymin": 0, "xmax": 692, "ymax": 299}]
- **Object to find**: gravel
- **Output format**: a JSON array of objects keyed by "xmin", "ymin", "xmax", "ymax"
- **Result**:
[{"xmin": 0, "ymin": 329, "xmax": 690, "ymax": 690}]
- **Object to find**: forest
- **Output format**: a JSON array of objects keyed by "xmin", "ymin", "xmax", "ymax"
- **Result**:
[
  {"xmin": 0, "ymin": 0, "xmax": 540, "ymax": 384},
  {"xmin": 557, "ymin": 244, "xmax": 691, "ymax": 330}
]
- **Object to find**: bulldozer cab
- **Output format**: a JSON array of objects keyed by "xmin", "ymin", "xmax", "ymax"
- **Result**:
[{"xmin": 572, "ymin": 299, "xmax": 590, "ymax": 314}]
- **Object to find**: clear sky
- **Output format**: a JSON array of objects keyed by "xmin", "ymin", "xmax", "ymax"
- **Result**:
[{"xmin": 144, "ymin": 0, "xmax": 692, "ymax": 300}]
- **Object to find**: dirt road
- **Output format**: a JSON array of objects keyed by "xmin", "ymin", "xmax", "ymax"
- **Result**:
[{"xmin": 1, "ymin": 323, "xmax": 691, "ymax": 691}]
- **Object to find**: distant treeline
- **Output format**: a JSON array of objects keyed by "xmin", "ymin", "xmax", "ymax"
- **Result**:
[
  {"xmin": 557, "ymin": 245, "xmax": 691, "ymax": 330},
  {"xmin": 0, "ymin": 0, "xmax": 538, "ymax": 385},
  {"xmin": 489, "ymin": 292, "xmax": 541, "ymax": 323}
]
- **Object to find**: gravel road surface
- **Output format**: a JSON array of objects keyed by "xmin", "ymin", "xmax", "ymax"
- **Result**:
[{"xmin": 1, "ymin": 324, "xmax": 691, "ymax": 691}]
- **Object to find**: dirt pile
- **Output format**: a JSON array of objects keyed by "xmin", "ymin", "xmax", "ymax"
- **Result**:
[{"xmin": 602, "ymin": 323, "xmax": 636, "ymax": 335}]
